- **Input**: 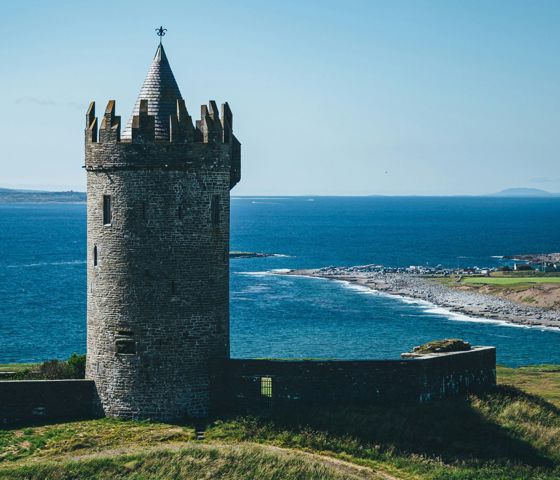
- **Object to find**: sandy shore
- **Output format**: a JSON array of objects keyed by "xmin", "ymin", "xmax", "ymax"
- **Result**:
[{"xmin": 284, "ymin": 266, "xmax": 560, "ymax": 329}]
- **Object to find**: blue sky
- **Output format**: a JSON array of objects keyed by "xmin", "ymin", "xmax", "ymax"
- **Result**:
[{"xmin": 1, "ymin": 0, "xmax": 559, "ymax": 195}]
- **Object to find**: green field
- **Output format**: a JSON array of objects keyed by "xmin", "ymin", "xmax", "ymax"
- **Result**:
[
  {"xmin": 1, "ymin": 365, "xmax": 560, "ymax": 479},
  {"xmin": 0, "ymin": 364, "xmax": 36, "ymax": 374}
]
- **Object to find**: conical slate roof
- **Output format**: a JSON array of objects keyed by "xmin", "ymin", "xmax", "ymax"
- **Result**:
[{"xmin": 122, "ymin": 44, "xmax": 183, "ymax": 140}]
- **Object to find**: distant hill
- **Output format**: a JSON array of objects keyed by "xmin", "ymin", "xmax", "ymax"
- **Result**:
[
  {"xmin": 491, "ymin": 188, "xmax": 560, "ymax": 198},
  {"xmin": 0, "ymin": 187, "xmax": 86, "ymax": 203}
]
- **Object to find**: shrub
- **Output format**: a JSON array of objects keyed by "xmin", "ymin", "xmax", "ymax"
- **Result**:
[
  {"xmin": 36, "ymin": 360, "xmax": 73, "ymax": 379},
  {"xmin": 23, "ymin": 354, "xmax": 87, "ymax": 380},
  {"xmin": 67, "ymin": 353, "xmax": 86, "ymax": 378}
]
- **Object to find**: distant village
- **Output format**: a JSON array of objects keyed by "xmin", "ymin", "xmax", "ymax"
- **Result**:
[{"xmin": 318, "ymin": 256, "xmax": 560, "ymax": 277}]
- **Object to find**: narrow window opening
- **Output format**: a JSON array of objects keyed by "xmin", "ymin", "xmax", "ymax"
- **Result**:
[
  {"xmin": 93, "ymin": 245, "xmax": 98, "ymax": 267},
  {"xmin": 178, "ymin": 206, "xmax": 183, "ymax": 220},
  {"xmin": 260, "ymin": 376, "xmax": 273, "ymax": 408},
  {"xmin": 171, "ymin": 280, "xmax": 176, "ymax": 295},
  {"xmin": 103, "ymin": 195, "xmax": 112, "ymax": 225},
  {"xmin": 211, "ymin": 195, "xmax": 220, "ymax": 227},
  {"xmin": 116, "ymin": 330, "xmax": 135, "ymax": 355},
  {"xmin": 142, "ymin": 202, "xmax": 147, "ymax": 220},
  {"xmin": 115, "ymin": 339, "xmax": 136, "ymax": 355}
]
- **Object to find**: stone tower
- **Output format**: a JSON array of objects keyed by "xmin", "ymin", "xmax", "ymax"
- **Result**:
[{"xmin": 84, "ymin": 41, "xmax": 241, "ymax": 421}]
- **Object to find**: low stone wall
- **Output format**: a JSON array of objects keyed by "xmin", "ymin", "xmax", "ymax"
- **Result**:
[
  {"xmin": 0, "ymin": 348, "xmax": 496, "ymax": 424},
  {"xmin": 226, "ymin": 347, "xmax": 496, "ymax": 411},
  {"xmin": 0, "ymin": 380, "xmax": 97, "ymax": 426}
]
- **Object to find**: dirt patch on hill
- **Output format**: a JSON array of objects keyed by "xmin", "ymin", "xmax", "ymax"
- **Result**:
[{"xmin": 465, "ymin": 283, "xmax": 560, "ymax": 310}]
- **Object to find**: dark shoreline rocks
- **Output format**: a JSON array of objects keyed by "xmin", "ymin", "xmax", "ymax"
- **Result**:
[{"xmin": 504, "ymin": 253, "xmax": 560, "ymax": 263}]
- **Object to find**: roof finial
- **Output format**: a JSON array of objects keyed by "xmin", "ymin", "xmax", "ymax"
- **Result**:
[{"xmin": 155, "ymin": 26, "xmax": 167, "ymax": 44}]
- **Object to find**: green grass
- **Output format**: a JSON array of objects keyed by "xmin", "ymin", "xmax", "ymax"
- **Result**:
[
  {"xmin": 491, "ymin": 271, "xmax": 560, "ymax": 278},
  {"xmin": 0, "ymin": 444, "xmax": 358, "ymax": 480},
  {"xmin": 498, "ymin": 365, "xmax": 560, "ymax": 407},
  {"xmin": 0, "ymin": 365, "xmax": 559, "ymax": 479},
  {"xmin": 462, "ymin": 276, "xmax": 560, "ymax": 286},
  {"xmin": 206, "ymin": 385, "xmax": 560, "ymax": 479},
  {"xmin": 0, "ymin": 363, "xmax": 36, "ymax": 374}
]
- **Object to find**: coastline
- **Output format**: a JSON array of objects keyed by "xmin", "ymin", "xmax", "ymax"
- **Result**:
[{"xmin": 283, "ymin": 267, "xmax": 560, "ymax": 329}]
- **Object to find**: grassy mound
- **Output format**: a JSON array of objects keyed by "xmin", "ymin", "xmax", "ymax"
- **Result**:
[
  {"xmin": 208, "ymin": 385, "xmax": 560, "ymax": 479},
  {"xmin": 0, "ymin": 443, "xmax": 371, "ymax": 480},
  {"xmin": 463, "ymin": 276, "xmax": 560, "ymax": 285}
]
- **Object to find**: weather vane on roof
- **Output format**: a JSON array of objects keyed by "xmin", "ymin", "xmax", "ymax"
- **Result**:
[{"xmin": 155, "ymin": 26, "xmax": 167, "ymax": 44}]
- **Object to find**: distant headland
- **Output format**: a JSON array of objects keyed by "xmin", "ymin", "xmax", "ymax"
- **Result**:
[
  {"xmin": 0, "ymin": 187, "xmax": 86, "ymax": 203},
  {"xmin": 2, "ymin": 186, "xmax": 560, "ymax": 203},
  {"xmin": 490, "ymin": 188, "xmax": 560, "ymax": 197}
]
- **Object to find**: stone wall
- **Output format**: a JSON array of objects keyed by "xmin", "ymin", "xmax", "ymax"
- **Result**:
[
  {"xmin": 226, "ymin": 347, "xmax": 496, "ymax": 411},
  {"xmin": 0, "ymin": 380, "xmax": 97, "ymax": 426},
  {"xmin": 0, "ymin": 348, "xmax": 495, "ymax": 424}
]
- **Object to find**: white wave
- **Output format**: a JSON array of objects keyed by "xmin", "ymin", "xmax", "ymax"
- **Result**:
[
  {"xmin": 341, "ymin": 282, "xmax": 560, "ymax": 331},
  {"xmin": 237, "ymin": 269, "xmax": 294, "ymax": 277},
  {"xmin": 7, "ymin": 260, "xmax": 86, "ymax": 268},
  {"xmin": 340, "ymin": 282, "xmax": 379, "ymax": 295},
  {"xmin": 232, "ymin": 197, "xmax": 291, "ymax": 200},
  {"xmin": 421, "ymin": 305, "xmax": 521, "ymax": 327},
  {"xmin": 491, "ymin": 255, "xmax": 504, "ymax": 259},
  {"xmin": 237, "ymin": 271, "xmax": 273, "ymax": 277},
  {"xmin": 287, "ymin": 273, "xmax": 560, "ymax": 332},
  {"xmin": 240, "ymin": 284, "xmax": 270, "ymax": 294}
]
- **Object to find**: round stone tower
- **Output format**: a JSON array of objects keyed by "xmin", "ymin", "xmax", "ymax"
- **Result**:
[{"xmin": 84, "ymin": 42, "xmax": 241, "ymax": 420}]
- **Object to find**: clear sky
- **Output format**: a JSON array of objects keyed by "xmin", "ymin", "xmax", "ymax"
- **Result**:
[{"xmin": 1, "ymin": 0, "xmax": 559, "ymax": 195}]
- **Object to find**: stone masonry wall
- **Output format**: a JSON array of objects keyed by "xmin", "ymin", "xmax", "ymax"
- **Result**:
[
  {"xmin": 85, "ymin": 101, "xmax": 239, "ymax": 421},
  {"xmin": 226, "ymin": 347, "xmax": 496, "ymax": 411},
  {"xmin": 0, "ymin": 349, "xmax": 495, "ymax": 424}
]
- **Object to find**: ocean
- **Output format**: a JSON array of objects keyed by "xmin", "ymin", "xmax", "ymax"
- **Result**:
[{"xmin": 1, "ymin": 197, "xmax": 559, "ymax": 366}]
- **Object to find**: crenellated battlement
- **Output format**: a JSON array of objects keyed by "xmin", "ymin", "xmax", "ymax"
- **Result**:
[
  {"xmin": 85, "ymin": 99, "xmax": 241, "ymax": 188},
  {"xmin": 85, "ymin": 99, "xmax": 235, "ymax": 146}
]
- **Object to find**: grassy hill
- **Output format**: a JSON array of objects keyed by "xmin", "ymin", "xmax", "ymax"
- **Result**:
[
  {"xmin": 437, "ymin": 272, "xmax": 560, "ymax": 309},
  {"xmin": 0, "ymin": 365, "xmax": 559, "ymax": 479}
]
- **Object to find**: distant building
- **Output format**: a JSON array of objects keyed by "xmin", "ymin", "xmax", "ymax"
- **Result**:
[{"xmin": 534, "ymin": 262, "xmax": 560, "ymax": 273}]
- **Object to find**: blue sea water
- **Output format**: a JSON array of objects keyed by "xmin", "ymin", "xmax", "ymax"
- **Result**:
[{"xmin": 1, "ymin": 197, "xmax": 559, "ymax": 366}]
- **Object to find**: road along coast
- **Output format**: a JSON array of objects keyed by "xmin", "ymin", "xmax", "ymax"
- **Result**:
[{"xmin": 282, "ymin": 266, "xmax": 560, "ymax": 329}]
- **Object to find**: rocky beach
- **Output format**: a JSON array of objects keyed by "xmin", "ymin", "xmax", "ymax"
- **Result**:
[{"xmin": 284, "ymin": 265, "xmax": 560, "ymax": 329}]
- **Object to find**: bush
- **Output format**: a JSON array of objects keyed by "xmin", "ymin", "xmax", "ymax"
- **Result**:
[
  {"xmin": 36, "ymin": 360, "xmax": 73, "ymax": 379},
  {"xmin": 67, "ymin": 353, "xmax": 86, "ymax": 378},
  {"xmin": 33, "ymin": 353, "xmax": 86, "ymax": 379}
]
